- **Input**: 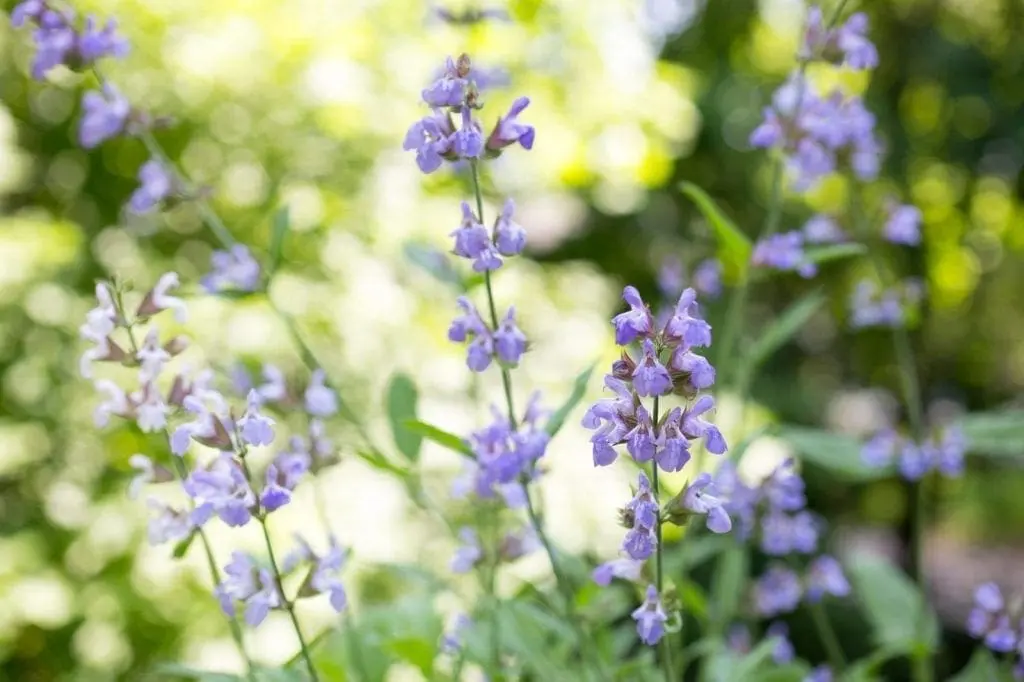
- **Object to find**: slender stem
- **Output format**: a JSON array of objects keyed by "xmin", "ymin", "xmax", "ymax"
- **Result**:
[
  {"xmin": 651, "ymin": 396, "xmax": 676, "ymax": 682},
  {"xmin": 809, "ymin": 601, "xmax": 846, "ymax": 672}
]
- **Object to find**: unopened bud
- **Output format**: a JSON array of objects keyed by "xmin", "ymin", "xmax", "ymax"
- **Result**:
[
  {"xmin": 455, "ymin": 53, "xmax": 472, "ymax": 78},
  {"xmin": 164, "ymin": 335, "xmax": 190, "ymax": 356}
]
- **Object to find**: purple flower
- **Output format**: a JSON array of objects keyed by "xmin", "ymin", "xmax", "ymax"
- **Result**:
[
  {"xmin": 403, "ymin": 109, "xmax": 454, "ymax": 173},
  {"xmin": 422, "ymin": 56, "xmax": 467, "ymax": 107},
  {"xmin": 451, "ymin": 527, "xmax": 483, "ymax": 573},
  {"xmin": 255, "ymin": 364, "xmax": 287, "ymax": 403},
  {"xmin": 625, "ymin": 405, "xmax": 658, "ymax": 463},
  {"xmin": 985, "ymin": 616, "xmax": 1018, "ymax": 653},
  {"xmin": 441, "ymin": 614, "xmax": 472, "ymax": 655},
  {"xmin": 486, "ymin": 96, "xmax": 535, "ymax": 152},
  {"xmin": 448, "ymin": 296, "xmax": 494, "ymax": 372},
  {"xmin": 680, "ymin": 395, "xmax": 728, "ymax": 455},
  {"xmin": 452, "ymin": 107, "xmax": 484, "ymax": 159},
  {"xmin": 592, "ymin": 557, "xmax": 644, "ymax": 586},
  {"xmin": 835, "ymin": 13, "xmax": 879, "ymax": 69},
  {"xmin": 612, "ymin": 286, "xmax": 653, "ymax": 345},
  {"xmin": 581, "ymin": 375, "xmax": 636, "ymax": 467},
  {"xmin": 500, "ymin": 525, "xmax": 541, "ymax": 562},
  {"xmin": 11, "ymin": 0, "xmax": 46, "ymax": 27},
  {"xmin": 754, "ymin": 565, "xmax": 802, "ymax": 617},
  {"xmin": 30, "ymin": 10, "xmax": 76, "ymax": 79},
  {"xmin": 767, "ymin": 622, "xmax": 795, "ymax": 664},
  {"xmin": 883, "ymin": 203, "xmax": 922, "ymax": 245},
  {"xmin": 494, "ymin": 198, "xmax": 526, "ymax": 256},
  {"xmin": 494, "ymin": 307, "xmax": 527, "ymax": 366},
  {"xmin": 806, "ymin": 555, "xmax": 851, "ymax": 601},
  {"xmin": 657, "ymin": 257, "xmax": 684, "ymax": 300},
  {"xmin": 622, "ymin": 472, "xmax": 658, "ymax": 560},
  {"xmin": 752, "ymin": 231, "xmax": 816, "ymax": 278},
  {"xmin": 128, "ymin": 454, "xmax": 170, "ymax": 499},
  {"xmin": 201, "ymin": 245, "xmax": 262, "ymax": 293},
  {"xmin": 862, "ymin": 428, "xmax": 899, "ymax": 467},
  {"xmin": 216, "ymin": 552, "xmax": 282, "ymax": 627},
  {"xmin": 849, "ymin": 280, "xmax": 905, "ymax": 329},
  {"xmin": 184, "ymin": 455, "xmax": 256, "ymax": 527},
  {"xmin": 633, "ymin": 339, "xmax": 672, "ymax": 397},
  {"xmin": 77, "ymin": 15, "xmax": 129, "ymax": 64},
  {"xmin": 128, "ymin": 159, "xmax": 173, "ymax": 213},
  {"xmin": 145, "ymin": 498, "xmax": 195, "ymax": 545},
  {"xmin": 803, "ymin": 215, "xmax": 846, "ymax": 243},
  {"xmin": 309, "ymin": 537, "xmax": 348, "ymax": 612},
  {"xmin": 763, "ymin": 459, "xmax": 806, "ymax": 511},
  {"xmin": 304, "ymin": 369, "xmax": 338, "ymax": 418},
  {"xmin": 451, "ymin": 201, "xmax": 502, "ymax": 272},
  {"xmin": 657, "ymin": 408, "xmax": 692, "ymax": 473},
  {"xmin": 713, "ymin": 463, "xmax": 761, "ymax": 539},
  {"xmin": 760, "ymin": 510, "xmax": 819, "ymax": 555},
  {"xmin": 804, "ymin": 666, "xmax": 834, "ymax": 682},
  {"xmin": 632, "ymin": 585, "xmax": 668, "ymax": 646},
  {"xmin": 170, "ymin": 389, "xmax": 232, "ymax": 456},
  {"xmin": 898, "ymin": 441, "xmax": 931, "ymax": 481},
  {"xmin": 682, "ymin": 472, "xmax": 732, "ymax": 533},
  {"xmin": 78, "ymin": 84, "xmax": 130, "ymax": 148},
  {"xmin": 933, "ymin": 425, "xmax": 967, "ymax": 477},
  {"xmin": 664, "ymin": 288, "xmax": 712, "ymax": 348},
  {"xmin": 693, "ymin": 259, "xmax": 723, "ymax": 298},
  {"xmin": 260, "ymin": 449, "xmax": 310, "ymax": 512},
  {"xmin": 670, "ymin": 346, "xmax": 716, "ymax": 390},
  {"xmin": 238, "ymin": 389, "xmax": 276, "ymax": 447}
]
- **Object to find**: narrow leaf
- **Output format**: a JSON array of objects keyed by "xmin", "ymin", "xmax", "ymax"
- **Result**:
[
  {"xmin": 355, "ymin": 448, "xmax": 411, "ymax": 478},
  {"xmin": 385, "ymin": 373, "xmax": 422, "ymax": 462},
  {"xmin": 804, "ymin": 242, "xmax": 868, "ymax": 265},
  {"xmin": 709, "ymin": 544, "xmax": 748, "ymax": 630},
  {"xmin": 847, "ymin": 553, "xmax": 939, "ymax": 654},
  {"xmin": 778, "ymin": 426, "xmax": 891, "ymax": 481},
  {"xmin": 268, "ymin": 205, "xmax": 290, "ymax": 274},
  {"xmin": 403, "ymin": 242, "xmax": 464, "ymax": 289},
  {"xmin": 958, "ymin": 410, "xmax": 1024, "ymax": 461},
  {"xmin": 545, "ymin": 362, "xmax": 597, "ymax": 437},
  {"xmin": 679, "ymin": 182, "xmax": 752, "ymax": 283},
  {"xmin": 402, "ymin": 420, "xmax": 473, "ymax": 457},
  {"xmin": 172, "ymin": 530, "xmax": 197, "ymax": 559},
  {"xmin": 743, "ymin": 290, "xmax": 826, "ymax": 377}
]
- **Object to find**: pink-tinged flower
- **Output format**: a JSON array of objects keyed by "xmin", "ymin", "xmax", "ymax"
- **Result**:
[{"xmin": 137, "ymin": 272, "xmax": 187, "ymax": 323}]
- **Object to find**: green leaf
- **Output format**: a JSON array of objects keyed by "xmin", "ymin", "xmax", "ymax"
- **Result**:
[
  {"xmin": 268, "ymin": 205, "xmax": 290, "ymax": 274},
  {"xmin": 804, "ymin": 242, "xmax": 868, "ymax": 266},
  {"xmin": 947, "ymin": 647, "xmax": 1003, "ymax": 682},
  {"xmin": 381, "ymin": 638, "xmax": 436, "ymax": 676},
  {"xmin": 172, "ymin": 530, "xmax": 197, "ymax": 559},
  {"xmin": 958, "ymin": 410, "xmax": 1024, "ymax": 461},
  {"xmin": 663, "ymin": 534, "xmax": 733, "ymax": 576},
  {"xmin": 545, "ymin": 362, "xmax": 597, "ymax": 437},
  {"xmin": 385, "ymin": 373, "xmax": 422, "ymax": 462},
  {"xmin": 750, "ymin": 664, "xmax": 812, "ymax": 682},
  {"xmin": 743, "ymin": 290, "xmax": 826, "ymax": 378},
  {"xmin": 703, "ymin": 636, "xmax": 781, "ymax": 682},
  {"xmin": 679, "ymin": 182, "xmax": 752, "ymax": 284},
  {"xmin": 149, "ymin": 663, "xmax": 242, "ymax": 681},
  {"xmin": 355, "ymin": 448, "xmax": 411, "ymax": 478},
  {"xmin": 778, "ymin": 426, "xmax": 891, "ymax": 481},
  {"xmin": 402, "ymin": 242, "xmax": 465, "ymax": 289},
  {"xmin": 492, "ymin": 600, "xmax": 576, "ymax": 677},
  {"xmin": 253, "ymin": 669, "xmax": 307, "ymax": 682},
  {"xmin": 677, "ymin": 580, "xmax": 709, "ymax": 622},
  {"xmin": 709, "ymin": 544, "xmax": 748, "ymax": 631},
  {"xmin": 846, "ymin": 553, "xmax": 939, "ymax": 654},
  {"xmin": 402, "ymin": 420, "xmax": 473, "ymax": 457}
]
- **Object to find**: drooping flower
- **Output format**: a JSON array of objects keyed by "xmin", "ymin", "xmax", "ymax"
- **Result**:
[
  {"xmin": 78, "ymin": 83, "xmax": 131, "ymax": 148},
  {"xmin": 494, "ymin": 198, "xmax": 526, "ymax": 256},
  {"xmin": 486, "ymin": 97, "xmax": 535, "ymax": 152},
  {"xmin": 681, "ymin": 472, "xmax": 732, "ymax": 533},
  {"xmin": 201, "ymin": 244, "xmax": 262, "ymax": 294},
  {"xmin": 216, "ymin": 552, "xmax": 282, "ymax": 627},
  {"xmin": 581, "ymin": 375, "xmax": 636, "ymax": 467},
  {"xmin": 259, "ymin": 448, "xmax": 310, "ymax": 512},
  {"xmin": 494, "ymin": 306, "xmax": 527, "ymax": 366},
  {"xmin": 592, "ymin": 557, "xmax": 645, "ymax": 586},
  {"xmin": 306, "ymin": 537, "xmax": 349, "ymax": 612},
  {"xmin": 632, "ymin": 585, "xmax": 668, "ymax": 646}
]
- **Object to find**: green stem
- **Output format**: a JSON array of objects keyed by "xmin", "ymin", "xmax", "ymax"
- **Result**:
[
  {"xmin": 651, "ymin": 397, "xmax": 676, "ymax": 682},
  {"xmin": 809, "ymin": 601, "xmax": 846, "ymax": 672}
]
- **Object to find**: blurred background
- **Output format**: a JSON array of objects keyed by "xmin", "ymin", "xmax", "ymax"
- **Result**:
[{"xmin": 1, "ymin": 0, "xmax": 1023, "ymax": 679}]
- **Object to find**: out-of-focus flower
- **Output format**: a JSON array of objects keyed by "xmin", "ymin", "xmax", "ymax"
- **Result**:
[{"xmin": 632, "ymin": 585, "xmax": 668, "ymax": 646}]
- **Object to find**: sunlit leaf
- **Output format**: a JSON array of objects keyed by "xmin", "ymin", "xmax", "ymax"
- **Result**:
[
  {"xmin": 742, "ymin": 290, "xmax": 826, "ymax": 379},
  {"xmin": 402, "ymin": 420, "xmax": 473, "ymax": 457},
  {"xmin": 385, "ymin": 373, "xmax": 422, "ymax": 462},
  {"xmin": 778, "ymin": 426, "xmax": 892, "ymax": 481},
  {"xmin": 804, "ymin": 242, "xmax": 868, "ymax": 265},
  {"xmin": 172, "ymin": 530, "xmax": 197, "ymax": 559},
  {"xmin": 545, "ymin": 362, "xmax": 597, "ymax": 437},
  {"xmin": 268, "ymin": 205, "xmax": 290, "ymax": 274},
  {"xmin": 355, "ymin": 448, "xmax": 411, "ymax": 478},
  {"xmin": 679, "ymin": 182, "xmax": 752, "ymax": 284}
]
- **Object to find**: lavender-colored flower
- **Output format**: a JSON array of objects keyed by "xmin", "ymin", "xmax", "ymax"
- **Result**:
[
  {"xmin": 30, "ymin": 10, "xmax": 76, "ymax": 79},
  {"xmin": 592, "ymin": 557, "xmax": 645, "ymax": 586},
  {"xmin": 500, "ymin": 525, "xmax": 541, "ymax": 562},
  {"xmin": 657, "ymin": 408, "xmax": 692, "ymax": 473},
  {"xmin": 128, "ymin": 159, "xmax": 173, "ymax": 213},
  {"xmin": 680, "ymin": 395, "xmax": 728, "ymax": 455},
  {"xmin": 933, "ymin": 425, "xmax": 967, "ymax": 477},
  {"xmin": 693, "ymin": 259, "xmax": 723, "ymax": 298},
  {"xmin": 92, "ymin": 379, "xmax": 129, "ymax": 427},
  {"xmin": 260, "ymin": 449, "xmax": 310, "ymax": 512},
  {"xmin": 622, "ymin": 471, "xmax": 658, "ymax": 561},
  {"xmin": 763, "ymin": 459, "xmax": 807, "ymax": 512},
  {"xmin": 135, "ymin": 327, "xmax": 170, "ymax": 383},
  {"xmin": 883, "ymin": 203, "xmax": 922, "ymax": 246},
  {"xmin": 216, "ymin": 552, "xmax": 282, "ymax": 627},
  {"xmin": 422, "ymin": 56, "xmax": 467, "ymax": 107},
  {"xmin": 670, "ymin": 345, "xmax": 716, "ymax": 390},
  {"xmin": 451, "ymin": 527, "xmax": 483, "ymax": 573},
  {"xmin": 134, "ymin": 383, "xmax": 170, "ymax": 433},
  {"xmin": 657, "ymin": 257, "xmax": 684, "ymax": 300},
  {"xmin": 308, "ymin": 538, "xmax": 348, "ymax": 612},
  {"xmin": 78, "ymin": 84, "xmax": 130, "ymax": 148},
  {"xmin": 449, "ymin": 296, "xmax": 494, "ymax": 372},
  {"xmin": 754, "ymin": 565, "xmax": 803, "ymax": 617},
  {"xmin": 803, "ymin": 215, "xmax": 846, "ymax": 243},
  {"xmin": 633, "ymin": 339, "xmax": 672, "ymax": 397},
  {"xmin": 128, "ymin": 454, "xmax": 167, "ymax": 499},
  {"xmin": 441, "ymin": 613, "xmax": 472, "ymax": 655},
  {"xmin": 985, "ymin": 616, "xmax": 1018, "ymax": 653},
  {"xmin": 898, "ymin": 441, "xmax": 931, "ymax": 481},
  {"xmin": 976, "ymin": 582, "xmax": 1005, "ymax": 613},
  {"xmin": 664, "ymin": 288, "xmax": 712, "ymax": 348},
  {"xmin": 253, "ymin": 364, "xmax": 287, "ymax": 403},
  {"xmin": 760, "ymin": 510, "xmax": 819, "ymax": 555},
  {"xmin": 11, "ymin": 0, "xmax": 46, "ymax": 27},
  {"xmin": 862, "ymin": 428, "xmax": 899, "ymax": 467},
  {"xmin": 403, "ymin": 109, "xmax": 454, "ymax": 173},
  {"xmin": 632, "ymin": 585, "xmax": 668, "ymax": 646},
  {"xmin": 494, "ymin": 307, "xmax": 527, "ymax": 366},
  {"xmin": 304, "ymin": 369, "xmax": 338, "ymax": 418},
  {"xmin": 625, "ymin": 404, "xmax": 658, "ymax": 463},
  {"xmin": 804, "ymin": 666, "xmax": 834, "ymax": 682},
  {"xmin": 849, "ymin": 280, "xmax": 905, "ymax": 329},
  {"xmin": 201, "ymin": 244, "xmax": 262, "ymax": 293},
  {"xmin": 451, "ymin": 201, "xmax": 502, "ymax": 272},
  {"xmin": 238, "ymin": 389, "xmax": 276, "ymax": 447},
  {"xmin": 136, "ymin": 271, "xmax": 188, "ymax": 323},
  {"xmin": 802, "ymin": 8, "xmax": 878, "ymax": 70},
  {"xmin": 494, "ymin": 198, "xmax": 526, "ymax": 256},
  {"xmin": 77, "ymin": 15, "xmax": 129, "ymax": 64},
  {"xmin": 612, "ymin": 286, "xmax": 653, "ymax": 345},
  {"xmin": 752, "ymin": 231, "xmax": 816, "ymax": 278},
  {"xmin": 714, "ymin": 462, "xmax": 761, "ymax": 540},
  {"xmin": 682, "ymin": 473, "xmax": 732, "ymax": 533},
  {"xmin": 170, "ymin": 389, "xmax": 231, "ymax": 455},
  {"xmin": 452, "ymin": 107, "xmax": 484, "ymax": 159},
  {"xmin": 79, "ymin": 282, "xmax": 119, "ymax": 377},
  {"xmin": 145, "ymin": 498, "xmax": 195, "ymax": 545},
  {"xmin": 766, "ymin": 622, "xmax": 795, "ymax": 664},
  {"xmin": 486, "ymin": 96, "xmax": 535, "ymax": 152},
  {"xmin": 184, "ymin": 455, "xmax": 256, "ymax": 527},
  {"xmin": 581, "ymin": 375, "xmax": 636, "ymax": 467},
  {"xmin": 806, "ymin": 555, "xmax": 851, "ymax": 601}
]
